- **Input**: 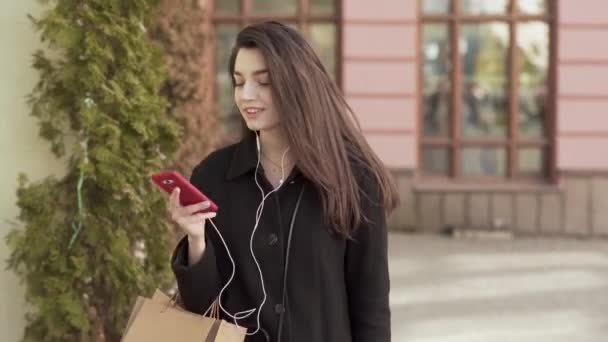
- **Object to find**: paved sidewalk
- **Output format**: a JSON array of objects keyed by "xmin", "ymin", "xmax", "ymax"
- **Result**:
[{"xmin": 389, "ymin": 233, "xmax": 608, "ymax": 342}]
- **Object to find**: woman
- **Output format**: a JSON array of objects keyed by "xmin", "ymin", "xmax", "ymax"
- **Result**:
[{"xmin": 169, "ymin": 21, "xmax": 399, "ymax": 342}]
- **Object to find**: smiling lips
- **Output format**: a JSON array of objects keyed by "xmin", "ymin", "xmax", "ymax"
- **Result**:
[{"xmin": 244, "ymin": 107, "xmax": 264, "ymax": 119}]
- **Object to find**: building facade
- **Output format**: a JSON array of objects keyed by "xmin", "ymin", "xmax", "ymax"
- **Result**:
[
  {"xmin": 2, "ymin": 0, "xmax": 607, "ymax": 341},
  {"xmin": 209, "ymin": 0, "xmax": 608, "ymax": 237}
]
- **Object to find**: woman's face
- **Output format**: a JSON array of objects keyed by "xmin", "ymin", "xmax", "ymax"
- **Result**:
[{"xmin": 233, "ymin": 48, "xmax": 280, "ymax": 132}]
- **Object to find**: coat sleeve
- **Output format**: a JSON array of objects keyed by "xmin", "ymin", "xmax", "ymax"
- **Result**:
[
  {"xmin": 345, "ymin": 176, "xmax": 391, "ymax": 342},
  {"xmin": 170, "ymin": 162, "xmax": 222, "ymax": 315}
]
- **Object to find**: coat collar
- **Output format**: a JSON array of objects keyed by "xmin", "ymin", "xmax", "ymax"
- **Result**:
[{"xmin": 225, "ymin": 130, "xmax": 259, "ymax": 181}]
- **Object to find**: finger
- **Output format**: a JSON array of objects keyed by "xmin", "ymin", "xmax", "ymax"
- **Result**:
[
  {"xmin": 177, "ymin": 212, "xmax": 217, "ymax": 226},
  {"xmin": 168, "ymin": 187, "xmax": 180, "ymax": 210},
  {"xmin": 200, "ymin": 211, "xmax": 217, "ymax": 220},
  {"xmin": 181, "ymin": 201, "xmax": 212, "ymax": 215}
]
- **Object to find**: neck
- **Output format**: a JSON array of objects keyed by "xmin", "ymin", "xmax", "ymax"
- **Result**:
[{"xmin": 258, "ymin": 127, "xmax": 291, "ymax": 162}]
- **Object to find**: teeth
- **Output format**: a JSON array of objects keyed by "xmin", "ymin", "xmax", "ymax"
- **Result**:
[{"xmin": 246, "ymin": 108, "xmax": 261, "ymax": 114}]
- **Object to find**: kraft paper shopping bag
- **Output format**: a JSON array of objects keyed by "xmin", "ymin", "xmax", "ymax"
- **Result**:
[{"xmin": 122, "ymin": 290, "xmax": 246, "ymax": 342}]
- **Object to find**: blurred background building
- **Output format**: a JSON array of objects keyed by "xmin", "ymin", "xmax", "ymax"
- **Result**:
[
  {"xmin": 2, "ymin": 0, "xmax": 608, "ymax": 341},
  {"xmin": 209, "ymin": 0, "xmax": 608, "ymax": 238}
]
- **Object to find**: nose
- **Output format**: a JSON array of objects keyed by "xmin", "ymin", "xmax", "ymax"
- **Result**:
[{"xmin": 241, "ymin": 81, "xmax": 256, "ymax": 101}]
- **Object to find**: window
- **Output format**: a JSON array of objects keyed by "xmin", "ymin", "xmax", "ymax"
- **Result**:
[
  {"xmin": 213, "ymin": 0, "xmax": 341, "ymax": 139},
  {"xmin": 420, "ymin": 0, "xmax": 554, "ymax": 181}
]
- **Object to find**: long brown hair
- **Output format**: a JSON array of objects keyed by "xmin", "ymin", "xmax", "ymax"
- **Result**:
[{"xmin": 228, "ymin": 21, "xmax": 399, "ymax": 238}]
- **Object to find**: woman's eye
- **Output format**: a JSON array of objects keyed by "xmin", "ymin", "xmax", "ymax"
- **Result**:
[{"xmin": 233, "ymin": 80, "xmax": 269, "ymax": 87}]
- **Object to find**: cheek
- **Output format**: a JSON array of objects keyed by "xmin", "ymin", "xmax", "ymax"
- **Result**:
[
  {"xmin": 233, "ymin": 89, "xmax": 240, "ymax": 103},
  {"xmin": 261, "ymin": 89, "xmax": 274, "ymax": 108}
]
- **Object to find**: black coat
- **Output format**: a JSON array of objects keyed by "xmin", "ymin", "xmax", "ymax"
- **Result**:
[{"xmin": 171, "ymin": 132, "xmax": 391, "ymax": 342}]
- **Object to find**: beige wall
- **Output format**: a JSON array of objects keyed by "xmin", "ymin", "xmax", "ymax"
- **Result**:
[{"xmin": 0, "ymin": 1, "xmax": 67, "ymax": 341}]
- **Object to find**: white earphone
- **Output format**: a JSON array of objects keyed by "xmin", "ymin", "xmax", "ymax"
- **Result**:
[
  {"xmin": 206, "ymin": 131, "xmax": 291, "ymax": 336},
  {"xmin": 256, "ymin": 132, "xmax": 290, "ymax": 185},
  {"xmin": 256, "ymin": 133, "xmax": 261, "ymax": 154}
]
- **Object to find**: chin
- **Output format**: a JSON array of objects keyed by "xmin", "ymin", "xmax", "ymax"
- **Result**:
[
  {"xmin": 244, "ymin": 120, "xmax": 264, "ymax": 131},
  {"xmin": 245, "ymin": 121, "xmax": 280, "ymax": 133}
]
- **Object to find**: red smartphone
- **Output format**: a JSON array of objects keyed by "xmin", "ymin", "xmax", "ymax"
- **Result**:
[{"xmin": 150, "ymin": 170, "xmax": 218, "ymax": 213}]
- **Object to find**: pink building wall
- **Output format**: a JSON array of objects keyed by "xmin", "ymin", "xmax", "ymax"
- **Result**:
[
  {"xmin": 344, "ymin": 0, "xmax": 608, "ymax": 174},
  {"xmin": 339, "ymin": 0, "xmax": 608, "ymax": 236},
  {"xmin": 342, "ymin": 0, "xmax": 418, "ymax": 170},
  {"xmin": 558, "ymin": 0, "xmax": 608, "ymax": 171}
]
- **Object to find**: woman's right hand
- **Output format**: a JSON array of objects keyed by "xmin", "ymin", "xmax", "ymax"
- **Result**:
[{"xmin": 168, "ymin": 187, "xmax": 217, "ymax": 241}]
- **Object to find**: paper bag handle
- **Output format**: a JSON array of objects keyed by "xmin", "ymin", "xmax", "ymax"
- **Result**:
[
  {"xmin": 160, "ymin": 291, "xmax": 181, "ymax": 313},
  {"xmin": 203, "ymin": 298, "xmax": 221, "ymax": 320},
  {"xmin": 166, "ymin": 291, "xmax": 221, "ymax": 321}
]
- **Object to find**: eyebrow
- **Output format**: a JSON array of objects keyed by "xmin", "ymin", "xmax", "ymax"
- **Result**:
[{"xmin": 233, "ymin": 69, "xmax": 269, "ymax": 76}]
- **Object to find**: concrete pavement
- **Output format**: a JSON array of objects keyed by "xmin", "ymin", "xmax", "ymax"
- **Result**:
[{"xmin": 388, "ymin": 233, "xmax": 608, "ymax": 342}]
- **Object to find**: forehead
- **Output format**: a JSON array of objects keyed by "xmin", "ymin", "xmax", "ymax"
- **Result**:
[{"xmin": 234, "ymin": 48, "xmax": 267, "ymax": 74}]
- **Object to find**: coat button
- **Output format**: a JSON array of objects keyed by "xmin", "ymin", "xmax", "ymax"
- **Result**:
[
  {"xmin": 274, "ymin": 304, "xmax": 285, "ymax": 314},
  {"xmin": 268, "ymin": 233, "xmax": 278, "ymax": 246}
]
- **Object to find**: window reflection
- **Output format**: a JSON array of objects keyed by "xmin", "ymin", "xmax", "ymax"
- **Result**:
[
  {"xmin": 518, "ymin": 0, "xmax": 546, "ymax": 14},
  {"xmin": 519, "ymin": 147, "xmax": 544, "ymax": 177},
  {"xmin": 517, "ymin": 22, "xmax": 549, "ymax": 139},
  {"xmin": 460, "ymin": 23, "xmax": 509, "ymax": 138},
  {"xmin": 422, "ymin": 147, "xmax": 450, "ymax": 176},
  {"xmin": 462, "ymin": 0, "xmax": 508, "ymax": 14},
  {"xmin": 310, "ymin": 24, "xmax": 337, "ymax": 78},
  {"xmin": 420, "ymin": 0, "xmax": 552, "ymax": 179},
  {"xmin": 310, "ymin": 0, "xmax": 335, "ymax": 14},
  {"xmin": 252, "ymin": 0, "xmax": 297, "ymax": 15},
  {"xmin": 423, "ymin": 0, "xmax": 450, "ymax": 14},
  {"xmin": 215, "ymin": 0, "xmax": 239, "ymax": 14},
  {"xmin": 423, "ymin": 24, "xmax": 451, "ymax": 137},
  {"xmin": 462, "ymin": 147, "xmax": 506, "ymax": 176}
]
